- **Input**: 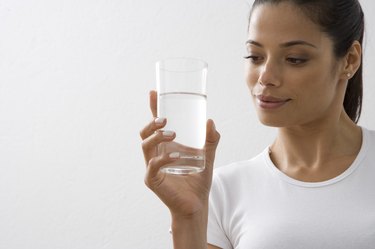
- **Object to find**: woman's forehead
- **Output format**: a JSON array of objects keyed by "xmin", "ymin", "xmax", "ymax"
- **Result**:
[{"xmin": 248, "ymin": 3, "xmax": 326, "ymax": 47}]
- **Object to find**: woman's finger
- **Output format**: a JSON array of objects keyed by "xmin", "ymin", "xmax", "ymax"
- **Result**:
[
  {"xmin": 203, "ymin": 119, "xmax": 221, "ymax": 175},
  {"xmin": 149, "ymin": 90, "xmax": 158, "ymax": 118},
  {"xmin": 139, "ymin": 117, "xmax": 166, "ymax": 140},
  {"xmin": 142, "ymin": 130, "xmax": 176, "ymax": 162},
  {"xmin": 145, "ymin": 152, "xmax": 180, "ymax": 189}
]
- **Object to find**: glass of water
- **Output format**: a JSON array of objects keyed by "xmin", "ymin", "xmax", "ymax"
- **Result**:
[{"xmin": 156, "ymin": 57, "xmax": 207, "ymax": 174}]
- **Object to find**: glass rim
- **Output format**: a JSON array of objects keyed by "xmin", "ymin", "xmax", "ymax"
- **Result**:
[{"xmin": 156, "ymin": 57, "xmax": 208, "ymax": 73}]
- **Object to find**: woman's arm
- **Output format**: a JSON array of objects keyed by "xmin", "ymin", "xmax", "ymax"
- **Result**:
[
  {"xmin": 171, "ymin": 210, "xmax": 208, "ymax": 249},
  {"xmin": 171, "ymin": 210, "xmax": 222, "ymax": 249},
  {"xmin": 141, "ymin": 91, "xmax": 221, "ymax": 249}
]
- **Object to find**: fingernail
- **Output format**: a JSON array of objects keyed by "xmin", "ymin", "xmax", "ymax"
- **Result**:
[
  {"xmin": 169, "ymin": 152, "xmax": 180, "ymax": 159},
  {"xmin": 155, "ymin": 117, "xmax": 166, "ymax": 125},
  {"xmin": 162, "ymin": 130, "xmax": 175, "ymax": 137}
]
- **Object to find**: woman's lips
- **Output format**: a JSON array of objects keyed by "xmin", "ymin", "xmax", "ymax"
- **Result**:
[{"xmin": 255, "ymin": 95, "xmax": 291, "ymax": 109}]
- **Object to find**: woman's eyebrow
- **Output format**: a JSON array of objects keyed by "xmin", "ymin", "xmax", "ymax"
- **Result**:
[
  {"xmin": 246, "ymin": 39, "xmax": 317, "ymax": 49},
  {"xmin": 245, "ymin": 40, "xmax": 263, "ymax": 47},
  {"xmin": 280, "ymin": 40, "xmax": 317, "ymax": 48}
]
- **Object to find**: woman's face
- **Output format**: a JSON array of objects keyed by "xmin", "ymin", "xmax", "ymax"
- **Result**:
[{"xmin": 246, "ymin": 2, "xmax": 347, "ymax": 128}]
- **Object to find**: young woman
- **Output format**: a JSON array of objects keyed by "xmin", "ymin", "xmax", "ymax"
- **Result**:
[{"xmin": 140, "ymin": 0, "xmax": 375, "ymax": 248}]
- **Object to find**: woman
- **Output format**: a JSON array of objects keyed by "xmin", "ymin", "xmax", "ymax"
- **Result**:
[{"xmin": 140, "ymin": 0, "xmax": 375, "ymax": 248}]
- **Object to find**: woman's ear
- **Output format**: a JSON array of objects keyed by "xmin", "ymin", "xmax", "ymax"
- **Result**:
[{"xmin": 341, "ymin": 40, "xmax": 362, "ymax": 79}]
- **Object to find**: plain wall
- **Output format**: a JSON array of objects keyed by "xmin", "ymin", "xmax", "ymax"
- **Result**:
[{"xmin": 0, "ymin": 0, "xmax": 374, "ymax": 248}]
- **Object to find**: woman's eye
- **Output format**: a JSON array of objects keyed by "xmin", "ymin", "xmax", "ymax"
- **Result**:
[
  {"xmin": 243, "ymin": 55, "xmax": 263, "ymax": 64},
  {"xmin": 286, "ymin": 57, "xmax": 308, "ymax": 65}
]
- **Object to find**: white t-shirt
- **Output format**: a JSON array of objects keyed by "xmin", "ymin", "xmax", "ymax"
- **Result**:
[{"xmin": 208, "ymin": 127, "xmax": 375, "ymax": 249}]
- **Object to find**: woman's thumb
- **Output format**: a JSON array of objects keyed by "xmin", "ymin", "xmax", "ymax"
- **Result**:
[{"xmin": 204, "ymin": 119, "xmax": 220, "ymax": 165}]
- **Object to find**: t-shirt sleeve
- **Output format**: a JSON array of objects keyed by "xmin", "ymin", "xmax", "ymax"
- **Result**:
[{"xmin": 207, "ymin": 174, "xmax": 233, "ymax": 249}]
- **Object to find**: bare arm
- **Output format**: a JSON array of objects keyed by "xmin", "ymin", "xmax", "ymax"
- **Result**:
[
  {"xmin": 171, "ymin": 211, "xmax": 222, "ymax": 249},
  {"xmin": 171, "ymin": 210, "xmax": 207, "ymax": 249},
  {"xmin": 170, "ymin": 207, "xmax": 222, "ymax": 249},
  {"xmin": 140, "ymin": 91, "xmax": 221, "ymax": 249}
]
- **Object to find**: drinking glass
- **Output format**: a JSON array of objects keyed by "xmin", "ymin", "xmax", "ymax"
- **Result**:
[{"xmin": 156, "ymin": 57, "xmax": 207, "ymax": 174}]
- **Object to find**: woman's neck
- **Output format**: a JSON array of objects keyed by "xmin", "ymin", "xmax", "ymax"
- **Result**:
[{"xmin": 269, "ymin": 111, "xmax": 362, "ymax": 182}]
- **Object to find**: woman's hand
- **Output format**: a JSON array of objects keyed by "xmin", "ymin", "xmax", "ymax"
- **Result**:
[{"xmin": 140, "ymin": 90, "xmax": 220, "ymax": 217}]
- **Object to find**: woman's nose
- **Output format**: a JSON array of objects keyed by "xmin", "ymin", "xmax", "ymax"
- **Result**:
[{"xmin": 258, "ymin": 60, "xmax": 281, "ymax": 87}]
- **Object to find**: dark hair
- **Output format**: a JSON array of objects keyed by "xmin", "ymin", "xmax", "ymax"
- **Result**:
[{"xmin": 250, "ymin": 0, "xmax": 364, "ymax": 123}]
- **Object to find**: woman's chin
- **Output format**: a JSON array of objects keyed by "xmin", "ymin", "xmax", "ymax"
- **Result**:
[{"xmin": 257, "ymin": 114, "xmax": 289, "ymax": 128}]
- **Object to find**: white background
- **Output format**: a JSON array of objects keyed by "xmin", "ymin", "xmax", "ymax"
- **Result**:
[{"xmin": 0, "ymin": 0, "xmax": 374, "ymax": 248}]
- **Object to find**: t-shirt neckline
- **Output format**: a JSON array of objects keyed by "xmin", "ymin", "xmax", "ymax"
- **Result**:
[{"xmin": 263, "ymin": 127, "xmax": 369, "ymax": 188}]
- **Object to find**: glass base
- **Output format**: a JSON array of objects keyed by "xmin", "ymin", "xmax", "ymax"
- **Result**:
[
  {"xmin": 160, "ymin": 165, "xmax": 205, "ymax": 175},
  {"xmin": 158, "ymin": 141, "xmax": 205, "ymax": 175}
]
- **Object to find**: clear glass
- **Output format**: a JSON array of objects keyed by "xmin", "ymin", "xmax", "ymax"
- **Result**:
[{"xmin": 156, "ymin": 58, "xmax": 207, "ymax": 174}]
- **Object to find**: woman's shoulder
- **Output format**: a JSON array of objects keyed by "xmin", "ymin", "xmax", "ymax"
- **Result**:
[
  {"xmin": 363, "ymin": 126, "xmax": 375, "ymax": 139},
  {"xmin": 361, "ymin": 126, "xmax": 375, "ymax": 152},
  {"xmin": 213, "ymin": 148, "xmax": 269, "ymax": 183}
]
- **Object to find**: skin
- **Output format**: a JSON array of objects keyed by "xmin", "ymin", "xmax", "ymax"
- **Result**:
[
  {"xmin": 141, "ymin": 2, "xmax": 362, "ymax": 249},
  {"xmin": 140, "ymin": 91, "xmax": 221, "ymax": 249},
  {"xmin": 245, "ymin": 2, "xmax": 362, "ymax": 182}
]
